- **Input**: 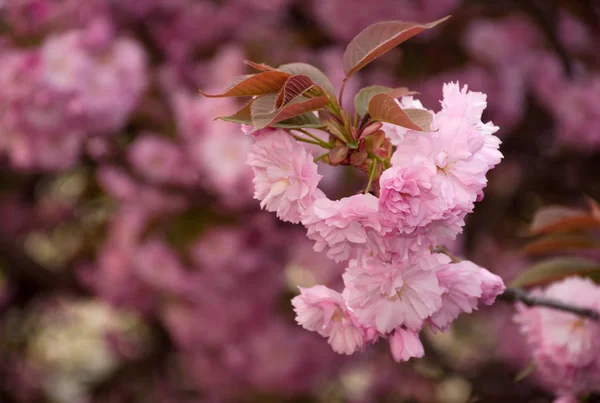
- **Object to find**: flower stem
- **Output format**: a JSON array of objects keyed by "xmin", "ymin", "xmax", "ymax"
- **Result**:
[
  {"xmin": 314, "ymin": 152, "xmax": 329, "ymax": 163},
  {"xmin": 290, "ymin": 133, "xmax": 332, "ymax": 148},
  {"xmin": 364, "ymin": 161, "xmax": 378, "ymax": 194},
  {"xmin": 297, "ymin": 129, "xmax": 332, "ymax": 148}
]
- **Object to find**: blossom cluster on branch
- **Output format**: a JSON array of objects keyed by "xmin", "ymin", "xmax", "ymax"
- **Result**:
[{"xmin": 207, "ymin": 17, "xmax": 507, "ymax": 361}]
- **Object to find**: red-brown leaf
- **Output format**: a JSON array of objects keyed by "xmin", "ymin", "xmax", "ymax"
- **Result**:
[
  {"xmin": 278, "ymin": 63, "xmax": 336, "ymax": 96},
  {"xmin": 199, "ymin": 70, "xmax": 290, "ymax": 98},
  {"xmin": 275, "ymin": 75, "xmax": 320, "ymax": 109},
  {"xmin": 368, "ymin": 93, "xmax": 432, "ymax": 131},
  {"xmin": 523, "ymin": 233, "xmax": 599, "ymax": 255},
  {"xmin": 530, "ymin": 205, "xmax": 600, "ymax": 235},
  {"xmin": 251, "ymin": 94, "xmax": 329, "ymax": 129},
  {"xmin": 244, "ymin": 60, "xmax": 277, "ymax": 72},
  {"xmin": 342, "ymin": 16, "xmax": 450, "ymax": 79}
]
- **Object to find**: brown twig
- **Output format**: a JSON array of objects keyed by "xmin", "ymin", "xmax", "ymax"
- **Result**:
[
  {"xmin": 498, "ymin": 287, "xmax": 600, "ymax": 321},
  {"xmin": 433, "ymin": 244, "xmax": 600, "ymax": 321}
]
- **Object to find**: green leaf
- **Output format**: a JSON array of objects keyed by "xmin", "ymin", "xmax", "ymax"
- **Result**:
[
  {"xmin": 199, "ymin": 70, "xmax": 290, "ymax": 98},
  {"xmin": 278, "ymin": 63, "xmax": 336, "ymax": 97},
  {"xmin": 510, "ymin": 257, "xmax": 600, "ymax": 288},
  {"xmin": 368, "ymin": 93, "xmax": 432, "ymax": 131},
  {"xmin": 215, "ymin": 101, "xmax": 252, "ymax": 124},
  {"xmin": 342, "ymin": 16, "xmax": 450, "ymax": 80},
  {"xmin": 354, "ymin": 86, "xmax": 392, "ymax": 116},
  {"xmin": 273, "ymin": 113, "xmax": 324, "ymax": 129},
  {"xmin": 354, "ymin": 86, "xmax": 417, "ymax": 116},
  {"xmin": 347, "ymin": 140, "xmax": 360, "ymax": 149},
  {"xmin": 251, "ymin": 93, "xmax": 329, "ymax": 130}
]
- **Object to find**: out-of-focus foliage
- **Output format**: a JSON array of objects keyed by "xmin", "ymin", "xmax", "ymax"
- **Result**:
[{"xmin": 0, "ymin": 0, "xmax": 599, "ymax": 402}]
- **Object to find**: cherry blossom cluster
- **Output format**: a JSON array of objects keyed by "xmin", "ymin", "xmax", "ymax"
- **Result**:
[
  {"xmin": 0, "ymin": 18, "xmax": 147, "ymax": 171},
  {"xmin": 244, "ymin": 83, "xmax": 505, "ymax": 361},
  {"xmin": 514, "ymin": 276, "xmax": 600, "ymax": 403}
]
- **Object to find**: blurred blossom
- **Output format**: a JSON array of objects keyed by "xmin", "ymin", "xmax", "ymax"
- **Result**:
[
  {"xmin": 26, "ymin": 299, "xmax": 148, "ymax": 403},
  {"xmin": 3, "ymin": 0, "xmax": 107, "ymax": 36},
  {"xmin": 310, "ymin": 0, "xmax": 461, "ymax": 42},
  {"xmin": 514, "ymin": 277, "xmax": 600, "ymax": 401},
  {"xmin": 127, "ymin": 133, "xmax": 197, "ymax": 186},
  {"xmin": 174, "ymin": 93, "xmax": 255, "ymax": 206}
]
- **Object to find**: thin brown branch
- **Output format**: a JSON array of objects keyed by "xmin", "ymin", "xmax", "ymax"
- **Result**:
[
  {"xmin": 433, "ymin": 244, "xmax": 600, "ymax": 321},
  {"xmin": 498, "ymin": 287, "xmax": 600, "ymax": 321}
]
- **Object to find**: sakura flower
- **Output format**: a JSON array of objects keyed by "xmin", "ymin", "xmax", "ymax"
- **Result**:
[
  {"xmin": 247, "ymin": 129, "xmax": 323, "ymax": 223},
  {"xmin": 378, "ymin": 159, "xmax": 445, "ymax": 231},
  {"xmin": 514, "ymin": 277, "xmax": 600, "ymax": 399},
  {"xmin": 388, "ymin": 327, "xmax": 424, "ymax": 362},
  {"xmin": 343, "ymin": 254, "xmax": 448, "ymax": 333},
  {"xmin": 392, "ymin": 82, "xmax": 502, "ymax": 210},
  {"xmin": 301, "ymin": 194, "xmax": 390, "ymax": 262},
  {"xmin": 429, "ymin": 260, "xmax": 505, "ymax": 332},
  {"xmin": 292, "ymin": 285, "xmax": 366, "ymax": 355}
]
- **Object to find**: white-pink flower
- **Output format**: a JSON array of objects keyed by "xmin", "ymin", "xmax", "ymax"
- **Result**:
[
  {"xmin": 391, "ymin": 82, "xmax": 502, "ymax": 212},
  {"xmin": 247, "ymin": 129, "xmax": 322, "ymax": 223},
  {"xmin": 291, "ymin": 285, "xmax": 366, "ymax": 355},
  {"xmin": 429, "ymin": 260, "xmax": 505, "ymax": 332},
  {"xmin": 301, "ymin": 194, "xmax": 390, "ymax": 262},
  {"xmin": 514, "ymin": 277, "xmax": 600, "ymax": 398},
  {"xmin": 343, "ymin": 253, "xmax": 448, "ymax": 333},
  {"xmin": 388, "ymin": 327, "xmax": 424, "ymax": 362},
  {"xmin": 378, "ymin": 160, "xmax": 445, "ymax": 231}
]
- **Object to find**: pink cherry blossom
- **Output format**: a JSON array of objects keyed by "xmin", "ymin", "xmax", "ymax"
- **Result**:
[
  {"xmin": 301, "ymin": 194, "xmax": 390, "ymax": 262},
  {"xmin": 247, "ymin": 129, "xmax": 323, "ymax": 223},
  {"xmin": 378, "ymin": 159, "xmax": 445, "ymax": 231},
  {"xmin": 343, "ymin": 254, "xmax": 448, "ymax": 333},
  {"xmin": 429, "ymin": 260, "xmax": 504, "ymax": 332},
  {"xmin": 292, "ymin": 285, "xmax": 366, "ymax": 355},
  {"xmin": 514, "ymin": 277, "xmax": 600, "ymax": 398},
  {"xmin": 388, "ymin": 328, "xmax": 424, "ymax": 362}
]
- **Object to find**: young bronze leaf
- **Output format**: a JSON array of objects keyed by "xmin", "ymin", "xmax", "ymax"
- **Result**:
[
  {"xmin": 244, "ymin": 60, "xmax": 276, "ymax": 72},
  {"xmin": 368, "ymin": 93, "xmax": 432, "ymax": 131},
  {"xmin": 275, "ymin": 75, "xmax": 320, "ymax": 109},
  {"xmin": 354, "ymin": 86, "xmax": 392, "ymax": 116},
  {"xmin": 530, "ymin": 205, "xmax": 600, "ymax": 235},
  {"xmin": 215, "ymin": 100, "xmax": 252, "ymax": 125},
  {"xmin": 342, "ymin": 16, "xmax": 450, "ymax": 79},
  {"xmin": 199, "ymin": 70, "xmax": 290, "ymax": 98},
  {"xmin": 523, "ymin": 233, "xmax": 599, "ymax": 256},
  {"xmin": 510, "ymin": 257, "xmax": 600, "ymax": 288},
  {"xmin": 273, "ymin": 113, "xmax": 324, "ymax": 129},
  {"xmin": 278, "ymin": 63, "xmax": 336, "ymax": 97},
  {"xmin": 251, "ymin": 94, "xmax": 328, "ymax": 129}
]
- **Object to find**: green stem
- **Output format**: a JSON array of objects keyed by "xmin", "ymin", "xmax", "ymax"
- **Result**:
[
  {"xmin": 297, "ymin": 129, "xmax": 332, "ymax": 148},
  {"xmin": 314, "ymin": 152, "xmax": 329, "ymax": 163},
  {"xmin": 290, "ymin": 134, "xmax": 329, "ymax": 147},
  {"xmin": 364, "ymin": 162, "xmax": 378, "ymax": 194}
]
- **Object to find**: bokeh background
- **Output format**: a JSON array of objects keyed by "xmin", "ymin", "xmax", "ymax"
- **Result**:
[{"xmin": 0, "ymin": 0, "xmax": 599, "ymax": 402}]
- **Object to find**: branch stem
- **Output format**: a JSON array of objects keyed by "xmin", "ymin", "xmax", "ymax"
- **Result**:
[
  {"xmin": 364, "ymin": 161, "xmax": 377, "ymax": 194},
  {"xmin": 498, "ymin": 288, "xmax": 600, "ymax": 321}
]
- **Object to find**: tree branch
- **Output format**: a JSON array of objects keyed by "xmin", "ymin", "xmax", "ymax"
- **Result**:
[
  {"xmin": 498, "ymin": 287, "xmax": 600, "ymax": 321},
  {"xmin": 433, "ymin": 244, "xmax": 600, "ymax": 321}
]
